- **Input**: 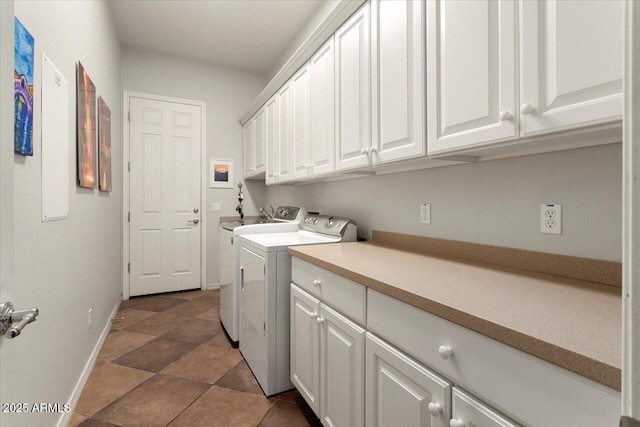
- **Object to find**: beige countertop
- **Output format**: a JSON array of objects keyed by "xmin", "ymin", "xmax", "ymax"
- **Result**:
[{"xmin": 289, "ymin": 241, "xmax": 621, "ymax": 390}]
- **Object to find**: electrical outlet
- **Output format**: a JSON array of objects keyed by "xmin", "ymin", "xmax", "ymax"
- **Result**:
[
  {"xmin": 540, "ymin": 204, "xmax": 562, "ymax": 234},
  {"xmin": 211, "ymin": 202, "xmax": 221, "ymax": 212},
  {"xmin": 420, "ymin": 203, "xmax": 431, "ymax": 224},
  {"xmin": 88, "ymin": 308, "xmax": 93, "ymax": 330}
]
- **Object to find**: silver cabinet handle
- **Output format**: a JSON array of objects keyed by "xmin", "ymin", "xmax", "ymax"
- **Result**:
[
  {"xmin": 0, "ymin": 302, "xmax": 39, "ymax": 339},
  {"xmin": 188, "ymin": 218, "xmax": 200, "ymax": 225},
  {"xmin": 240, "ymin": 266, "xmax": 245, "ymax": 291}
]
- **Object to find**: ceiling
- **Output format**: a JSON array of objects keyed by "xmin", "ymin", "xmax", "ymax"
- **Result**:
[{"xmin": 108, "ymin": 0, "xmax": 325, "ymax": 76}]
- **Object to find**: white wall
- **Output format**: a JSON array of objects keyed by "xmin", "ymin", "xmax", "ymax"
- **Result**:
[
  {"xmin": 266, "ymin": 143, "xmax": 622, "ymax": 262},
  {"xmin": 121, "ymin": 47, "xmax": 267, "ymax": 287},
  {"xmin": 266, "ymin": 0, "xmax": 340, "ymax": 81},
  {"xmin": 9, "ymin": 1, "xmax": 122, "ymax": 426}
]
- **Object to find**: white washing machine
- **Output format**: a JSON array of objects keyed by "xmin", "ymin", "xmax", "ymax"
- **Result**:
[
  {"xmin": 238, "ymin": 215, "xmax": 357, "ymax": 396},
  {"xmin": 219, "ymin": 206, "xmax": 306, "ymax": 343}
]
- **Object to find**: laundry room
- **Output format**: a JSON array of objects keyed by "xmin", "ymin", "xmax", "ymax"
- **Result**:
[{"xmin": 0, "ymin": 1, "xmax": 637, "ymax": 427}]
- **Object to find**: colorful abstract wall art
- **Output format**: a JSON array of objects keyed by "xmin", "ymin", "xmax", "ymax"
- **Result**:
[
  {"xmin": 98, "ymin": 97, "xmax": 112, "ymax": 192},
  {"xmin": 77, "ymin": 62, "xmax": 97, "ymax": 189},
  {"xmin": 210, "ymin": 159, "xmax": 234, "ymax": 188},
  {"xmin": 14, "ymin": 18, "xmax": 34, "ymax": 156}
]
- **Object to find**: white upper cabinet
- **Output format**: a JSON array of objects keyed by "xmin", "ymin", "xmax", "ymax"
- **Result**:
[
  {"xmin": 310, "ymin": 37, "xmax": 336, "ymax": 177},
  {"xmin": 277, "ymin": 81, "xmax": 293, "ymax": 183},
  {"xmin": 519, "ymin": 0, "xmax": 623, "ymax": 136},
  {"xmin": 371, "ymin": 0, "xmax": 426, "ymax": 163},
  {"xmin": 265, "ymin": 95, "xmax": 278, "ymax": 185},
  {"xmin": 243, "ymin": 119, "xmax": 255, "ymax": 177},
  {"xmin": 244, "ymin": 108, "xmax": 265, "ymax": 179},
  {"xmin": 335, "ymin": 3, "xmax": 372, "ymax": 172},
  {"xmin": 427, "ymin": 0, "xmax": 517, "ymax": 154},
  {"xmin": 254, "ymin": 108, "xmax": 266, "ymax": 173},
  {"xmin": 292, "ymin": 64, "xmax": 312, "ymax": 180}
]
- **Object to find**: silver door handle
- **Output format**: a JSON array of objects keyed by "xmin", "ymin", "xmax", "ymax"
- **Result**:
[
  {"xmin": 0, "ymin": 302, "xmax": 39, "ymax": 339},
  {"xmin": 188, "ymin": 218, "xmax": 200, "ymax": 225}
]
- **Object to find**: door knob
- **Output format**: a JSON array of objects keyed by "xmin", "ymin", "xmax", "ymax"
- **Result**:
[
  {"xmin": 0, "ymin": 302, "xmax": 39, "ymax": 339},
  {"xmin": 360, "ymin": 148, "xmax": 369, "ymax": 156},
  {"xmin": 520, "ymin": 103, "xmax": 534, "ymax": 115},
  {"xmin": 188, "ymin": 219, "xmax": 200, "ymax": 225},
  {"xmin": 193, "ymin": 208, "xmax": 199, "ymax": 213}
]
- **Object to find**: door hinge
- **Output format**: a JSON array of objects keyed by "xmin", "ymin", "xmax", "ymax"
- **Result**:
[
  {"xmin": 127, "ymin": 161, "xmax": 131, "ymax": 172},
  {"xmin": 264, "ymin": 266, "xmax": 266, "ymax": 275},
  {"xmin": 127, "ymin": 263, "xmax": 131, "ymax": 273},
  {"xmin": 127, "ymin": 212, "xmax": 130, "ymax": 223},
  {"xmin": 127, "ymin": 111, "xmax": 130, "ymax": 121},
  {"xmin": 231, "ymin": 236, "xmax": 233, "ymax": 245},
  {"xmin": 263, "ymin": 322, "xmax": 266, "ymax": 332}
]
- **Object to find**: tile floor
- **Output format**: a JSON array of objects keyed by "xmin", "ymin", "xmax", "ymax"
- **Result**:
[{"xmin": 69, "ymin": 289, "xmax": 322, "ymax": 427}]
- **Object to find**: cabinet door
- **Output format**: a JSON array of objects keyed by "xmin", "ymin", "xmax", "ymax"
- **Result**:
[
  {"xmin": 292, "ymin": 63, "xmax": 311, "ymax": 180},
  {"xmin": 265, "ymin": 95, "xmax": 278, "ymax": 185},
  {"xmin": 320, "ymin": 303, "xmax": 365, "ymax": 427},
  {"xmin": 366, "ymin": 333, "xmax": 451, "ymax": 427},
  {"xmin": 450, "ymin": 388, "xmax": 518, "ymax": 427},
  {"xmin": 243, "ymin": 119, "xmax": 255, "ymax": 176},
  {"xmin": 520, "ymin": 0, "xmax": 623, "ymax": 136},
  {"xmin": 310, "ymin": 37, "xmax": 336, "ymax": 177},
  {"xmin": 290, "ymin": 284, "xmax": 321, "ymax": 416},
  {"xmin": 427, "ymin": 0, "xmax": 517, "ymax": 154},
  {"xmin": 335, "ymin": 3, "xmax": 372, "ymax": 172},
  {"xmin": 277, "ymin": 82, "xmax": 293, "ymax": 182},
  {"xmin": 254, "ymin": 107, "xmax": 266, "ymax": 174},
  {"xmin": 371, "ymin": 0, "xmax": 426, "ymax": 163}
]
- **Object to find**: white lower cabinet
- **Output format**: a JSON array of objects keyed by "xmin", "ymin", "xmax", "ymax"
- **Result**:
[
  {"xmin": 290, "ymin": 283, "xmax": 365, "ymax": 427},
  {"xmin": 290, "ymin": 284, "xmax": 321, "ymax": 414},
  {"xmin": 450, "ymin": 388, "xmax": 517, "ymax": 427},
  {"xmin": 366, "ymin": 333, "xmax": 451, "ymax": 427}
]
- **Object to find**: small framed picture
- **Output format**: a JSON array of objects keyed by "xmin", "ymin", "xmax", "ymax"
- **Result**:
[{"xmin": 209, "ymin": 158, "xmax": 234, "ymax": 188}]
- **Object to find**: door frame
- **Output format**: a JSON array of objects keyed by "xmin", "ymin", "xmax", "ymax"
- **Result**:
[{"xmin": 122, "ymin": 91, "xmax": 207, "ymax": 300}]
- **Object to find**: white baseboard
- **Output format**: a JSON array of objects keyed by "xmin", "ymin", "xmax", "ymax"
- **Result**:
[
  {"xmin": 206, "ymin": 282, "xmax": 220, "ymax": 290},
  {"xmin": 56, "ymin": 301, "xmax": 120, "ymax": 427}
]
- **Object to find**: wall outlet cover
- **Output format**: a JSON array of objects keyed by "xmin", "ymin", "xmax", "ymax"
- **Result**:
[
  {"xmin": 540, "ymin": 204, "xmax": 562, "ymax": 234},
  {"xmin": 420, "ymin": 203, "xmax": 431, "ymax": 225},
  {"xmin": 211, "ymin": 202, "xmax": 221, "ymax": 212}
]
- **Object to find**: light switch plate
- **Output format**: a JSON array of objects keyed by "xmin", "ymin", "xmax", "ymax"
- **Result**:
[{"xmin": 211, "ymin": 202, "xmax": 221, "ymax": 212}]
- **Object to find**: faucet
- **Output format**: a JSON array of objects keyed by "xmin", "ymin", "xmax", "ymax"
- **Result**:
[{"xmin": 259, "ymin": 204, "xmax": 275, "ymax": 220}]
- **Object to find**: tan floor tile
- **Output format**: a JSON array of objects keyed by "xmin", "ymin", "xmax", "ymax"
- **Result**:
[
  {"xmin": 112, "ymin": 337, "xmax": 198, "ymax": 372},
  {"xmin": 164, "ymin": 289, "xmax": 211, "ymax": 300},
  {"xmin": 197, "ymin": 306, "xmax": 220, "ymax": 321},
  {"xmin": 169, "ymin": 385, "xmax": 274, "ymax": 427},
  {"xmin": 275, "ymin": 388, "xmax": 305, "ymax": 404},
  {"xmin": 77, "ymin": 419, "xmax": 119, "ymax": 427},
  {"xmin": 94, "ymin": 374, "xmax": 210, "ymax": 426},
  {"xmin": 96, "ymin": 330, "xmax": 156, "ymax": 365},
  {"xmin": 111, "ymin": 308, "xmax": 156, "ymax": 330},
  {"xmin": 162, "ymin": 317, "xmax": 221, "ymax": 343},
  {"xmin": 205, "ymin": 332, "xmax": 234, "ymax": 349},
  {"xmin": 68, "ymin": 413, "xmax": 87, "ymax": 427},
  {"xmin": 162, "ymin": 345, "xmax": 243, "ymax": 384},
  {"xmin": 127, "ymin": 296, "xmax": 185, "ymax": 312},
  {"xmin": 215, "ymin": 360, "xmax": 264, "ymax": 395},
  {"xmin": 75, "ymin": 363, "xmax": 154, "ymax": 417},
  {"xmin": 163, "ymin": 298, "xmax": 218, "ymax": 318},
  {"xmin": 258, "ymin": 400, "xmax": 321, "ymax": 427},
  {"xmin": 124, "ymin": 312, "xmax": 185, "ymax": 336}
]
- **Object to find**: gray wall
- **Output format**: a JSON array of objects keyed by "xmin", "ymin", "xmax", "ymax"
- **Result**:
[
  {"xmin": 10, "ymin": 1, "xmax": 122, "ymax": 426},
  {"xmin": 121, "ymin": 47, "xmax": 267, "ymax": 287},
  {"xmin": 266, "ymin": 143, "xmax": 622, "ymax": 262}
]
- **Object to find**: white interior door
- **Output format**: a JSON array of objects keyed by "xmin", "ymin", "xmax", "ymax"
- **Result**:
[
  {"xmin": 0, "ymin": 1, "xmax": 16, "ymax": 425},
  {"xmin": 129, "ymin": 96, "xmax": 202, "ymax": 296}
]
